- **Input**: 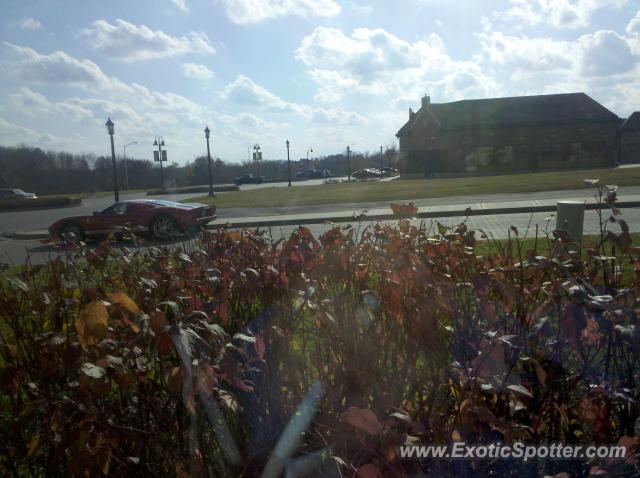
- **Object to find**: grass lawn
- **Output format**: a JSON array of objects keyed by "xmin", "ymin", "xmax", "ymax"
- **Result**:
[{"xmin": 186, "ymin": 167, "xmax": 640, "ymax": 210}]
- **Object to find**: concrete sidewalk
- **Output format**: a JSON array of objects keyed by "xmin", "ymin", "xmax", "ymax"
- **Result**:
[{"xmin": 10, "ymin": 195, "xmax": 640, "ymax": 240}]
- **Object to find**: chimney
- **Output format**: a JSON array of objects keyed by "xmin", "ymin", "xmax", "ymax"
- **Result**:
[
  {"xmin": 421, "ymin": 95, "xmax": 430, "ymax": 109},
  {"xmin": 409, "ymin": 107, "xmax": 414, "ymax": 120}
]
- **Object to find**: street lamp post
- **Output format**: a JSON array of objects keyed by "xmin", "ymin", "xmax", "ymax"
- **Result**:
[
  {"xmin": 346, "ymin": 145, "xmax": 351, "ymax": 182},
  {"xmin": 204, "ymin": 126, "xmax": 214, "ymax": 197},
  {"xmin": 123, "ymin": 141, "xmax": 137, "ymax": 190},
  {"xmin": 306, "ymin": 147, "xmax": 313, "ymax": 161},
  {"xmin": 153, "ymin": 137, "xmax": 166, "ymax": 191},
  {"xmin": 286, "ymin": 139, "xmax": 291, "ymax": 187},
  {"xmin": 105, "ymin": 118, "xmax": 119, "ymax": 202},
  {"xmin": 380, "ymin": 145, "xmax": 384, "ymax": 178},
  {"xmin": 253, "ymin": 144, "xmax": 261, "ymax": 176}
]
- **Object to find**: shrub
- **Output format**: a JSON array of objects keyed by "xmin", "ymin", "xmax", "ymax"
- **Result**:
[{"xmin": 0, "ymin": 182, "xmax": 639, "ymax": 476}]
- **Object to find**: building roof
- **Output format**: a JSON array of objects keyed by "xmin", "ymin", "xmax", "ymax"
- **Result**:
[
  {"xmin": 621, "ymin": 112, "xmax": 640, "ymax": 131},
  {"xmin": 396, "ymin": 93, "xmax": 620, "ymax": 136}
]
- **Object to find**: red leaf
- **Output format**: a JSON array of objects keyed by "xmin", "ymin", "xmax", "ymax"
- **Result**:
[{"xmin": 357, "ymin": 464, "xmax": 382, "ymax": 478}]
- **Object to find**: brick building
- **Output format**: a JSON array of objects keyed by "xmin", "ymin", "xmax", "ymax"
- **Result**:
[{"xmin": 396, "ymin": 93, "xmax": 638, "ymax": 177}]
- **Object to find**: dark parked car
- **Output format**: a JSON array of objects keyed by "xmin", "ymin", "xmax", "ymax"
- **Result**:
[
  {"xmin": 295, "ymin": 169, "xmax": 331, "ymax": 179},
  {"xmin": 295, "ymin": 169, "xmax": 316, "ymax": 179},
  {"xmin": 48, "ymin": 199, "xmax": 216, "ymax": 241},
  {"xmin": 351, "ymin": 168, "xmax": 382, "ymax": 179},
  {"xmin": 0, "ymin": 188, "xmax": 37, "ymax": 199},
  {"xmin": 234, "ymin": 173, "xmax": 264, "ymax": 185}
]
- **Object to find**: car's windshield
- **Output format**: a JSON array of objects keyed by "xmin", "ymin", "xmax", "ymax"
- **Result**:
[
  {"xmin": 100, "ymin": 202, "xmax": 128, "ymax": 214},
  {"xmin": 2, "ymin": 2, "xmax": 640, "ymax": 477}
]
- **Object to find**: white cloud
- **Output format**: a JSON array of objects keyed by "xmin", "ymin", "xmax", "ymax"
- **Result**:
[
  {"xmin": 223, "ymin": 75, "xmax": 309, "ymax": 114},
  {"xmin": 172, "ymin": 0, "xmax": 189, "ymax": 12},
  {"xmin": 182, "ymin": 62, "xmax": 214, "ymax": 79},
  {"xmin": 221, "ymin": 0, "xmax": 340, "ymax": 24},
  {"xmin": 480, "ymin": 29, "xmax": 638, "ymax": 80},
  {"xmin": 494, "ymin": 0, "xmax": 628, "ymax": 29},
  {"xmin": 312, "ymin": 107, "xmax": 366, "ymax": 125},
  {"xmin": 628, "ymin": 10, "xmax": 640, "ymax": 53},
  {"xmin": 80, "ymin": 19, "xmax": 214, "ymax": 62},
  {"xmin": 628, "ymin": 10, "xmax": 640, "ymax": 35},
  {"xmin": 222, "ymin": 75, "xmax": 366, "ymax": 126},
  {"xmin": 1, "ymin": 43, "xmax": 207, "ymax": 145},
  {"xmin": 578, "ymin": 30, "xmax": 637, "ymax": 76},
  {"xmin": 9, "ymin": 87, "xmax": 52, "ymax": 113},
  {"xmin": 0, "ymin": 117, "xmax": 55, "ymax": 146},
  {"xmin": 18, "ymin": 17, "xmax": 42, "ymax": 30},
  {"xmin": 296, "ymin": 27, "xmax": 494, "ymax": 102},
  {"xmin": 3, "ymin": 41, "xmax": 109, "ymax": 86},
  {"xmin": 349, "ymin": 3, "xmax": 373, "ymax": 15},
  {"xmin": 480, "ymin": 32, "xmax": 576, "ymax": 78},
  {"xmin": 2, "ymin": 42, "xmax": 201, "ymax": 116}
]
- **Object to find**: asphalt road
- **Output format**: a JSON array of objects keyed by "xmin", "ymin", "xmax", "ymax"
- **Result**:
[
  {"xmin": 2, "ymin": 207, "xmax": 638, "ymax": 265},
  {"xmin": 6, "ymin": 178, "xmax": 625, "ymax": 237},
  {"xmin": 0, "ymin": 178, "xmax": 355, "ymax": 236},
  {"xmin": 0, "ymin": 191, "xmax": 210, "ymax": 237}
]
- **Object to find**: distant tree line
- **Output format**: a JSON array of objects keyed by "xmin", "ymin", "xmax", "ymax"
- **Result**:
[{"xmin": 0, "ymin": 144, "xmax": 398, "ymax": 195}]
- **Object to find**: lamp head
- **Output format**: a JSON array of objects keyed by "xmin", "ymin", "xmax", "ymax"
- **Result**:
[
  {"xmin": 105, "ymin": 118, "xmax": 114, "ymax": 135},
  {"xmin": 286, "ymin": 139, "xmax": 289, "ymax": 147},
  {"xmin": 204, "ymin": 126, "xmax": 210, "ymax": 139},
  {"xmin": 160, "ymin": 139, "xmax": 165, "ymax": 146},
  {"xmin": 153, "ymin": 139, "xmax": 158, "ymax": 146}
]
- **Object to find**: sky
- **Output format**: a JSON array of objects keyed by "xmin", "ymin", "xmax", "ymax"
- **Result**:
[{"xmin": 1, "ymin": 0, "xmax": 640, "ymax": 164}]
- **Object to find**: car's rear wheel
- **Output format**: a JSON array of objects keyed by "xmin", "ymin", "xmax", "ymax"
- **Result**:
[
  {"xmin": 60, "ymin": 222, "xmax": 84, "ymax": 243},
  {"xmin": 150, "ymin": 214, "xmax": 178, "ymax": 240}
]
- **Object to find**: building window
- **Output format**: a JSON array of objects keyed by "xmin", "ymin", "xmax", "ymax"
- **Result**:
[
  {"xmin": 568, "ymin": 142, "xmax": 581, "ymax": 161},
  {"xmin": 497, "ymin": 145, "xmax": 514, "ymax": 166},
  {"xmin": 464, "ymin": 149, "xmax": 478, "ymax": 172},
  {"xmin": 477, "ymin": 146, "xmax": 495, "ymax": 168}
]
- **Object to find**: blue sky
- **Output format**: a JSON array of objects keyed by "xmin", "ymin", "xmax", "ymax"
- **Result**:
[{"xmin": 1, "ymin": 0, "xmax": 639, "ymax": 164}]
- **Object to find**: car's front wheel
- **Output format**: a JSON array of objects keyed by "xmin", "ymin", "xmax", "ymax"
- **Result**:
[
  {"xmin": 59, "ymin": 222, "xmax": 84, "ymax": 243},
  {"xmin": 150, "ymin": 214, "xmax": 179, "ymax": 240}
]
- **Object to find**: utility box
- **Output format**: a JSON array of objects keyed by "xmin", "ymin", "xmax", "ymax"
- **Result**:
[{"xmin": 556, "ymin": 200, "xmax": 585, "ymax": 242}]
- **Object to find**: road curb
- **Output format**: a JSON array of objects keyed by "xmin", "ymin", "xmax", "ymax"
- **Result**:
[
  {"xmin": 10, "ymin": 201, "xmax": 640, "ymax": 240},
  {"xmin": 11, "ymin": 230, "xmax": 50, "ymax": 240},
  {"xmin": 204, "ymin": 201, "xmax": 640, "ymax": 230}
]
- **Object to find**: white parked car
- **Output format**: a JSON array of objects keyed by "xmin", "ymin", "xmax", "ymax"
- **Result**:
[{"xmin": 0, "ymin": 188, "xmax": 38, "ymax": 199}]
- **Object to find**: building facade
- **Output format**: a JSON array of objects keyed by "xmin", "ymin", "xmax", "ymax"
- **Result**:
[{"xmin": 396, "ymin": 93, "xmax": 637, "ymax": 177}]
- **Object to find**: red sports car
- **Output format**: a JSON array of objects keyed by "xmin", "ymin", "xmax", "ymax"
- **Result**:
[{"xmin": 48, "ymin": 199, "xmax": 216, "ymax": 241}]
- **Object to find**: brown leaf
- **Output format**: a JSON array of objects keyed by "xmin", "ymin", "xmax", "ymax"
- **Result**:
[
  {"xmin": 561, "ymin": 304, "xmax": 586, "ymax": 349},
  {"xmin": 109, "ymin": 292, "xmax": 142, "ymax": 316},
  {"xmin": 472, "ymin": 340, "xmax": 508, "ymax": 379},
  {"xmin": 75, "ymin": 300, "xmax": 109, "ymax": 348},
  {"xmin": 0, "ymin": 365, "xmax": 21, "ymax": 394},
  {"xmin": 533, "ymin": 359, "xmax": 547, "ymax": 385},
  {"xmin": 617, "ymin": 435, "xmax": 640, "ymax": 465},
  {"xmin": 344, "ymin": 407, "xmax": 383, "ymax": 436},
  {"xmin": 165, "ymin": 366, "xmax": 183, "ymax": 396},
  {"xmin": 195, "ymin": 362, "xmax": 216, "ymax": 396}
]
